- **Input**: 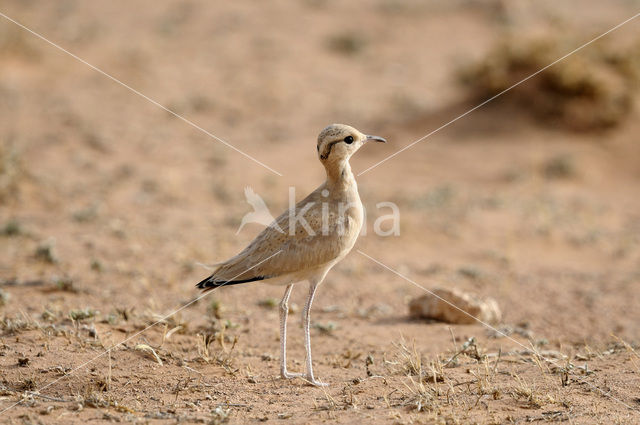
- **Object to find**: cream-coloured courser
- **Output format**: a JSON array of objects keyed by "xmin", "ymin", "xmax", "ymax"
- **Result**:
[{"xmin": 197, "ymin": 124, "xmax": 386, "ymax": 386}]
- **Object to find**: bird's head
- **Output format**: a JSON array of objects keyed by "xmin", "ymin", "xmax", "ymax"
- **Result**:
[{"xmin": 316, "ymin": 124, "xmax": 386, "ymax": 164}]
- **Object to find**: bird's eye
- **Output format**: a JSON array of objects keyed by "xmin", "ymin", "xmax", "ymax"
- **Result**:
[{"xmin": 344, "ymin": 136, "xmax": 354, "ymax": 144}]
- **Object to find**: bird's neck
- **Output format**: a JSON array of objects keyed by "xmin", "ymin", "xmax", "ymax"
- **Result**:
[{"xmin": 324, "ymin": 158, "xmax": 356, "ymax": 190}]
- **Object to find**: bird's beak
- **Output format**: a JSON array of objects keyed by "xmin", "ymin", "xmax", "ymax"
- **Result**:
[{"xmin": 365, "ymin": 135, "xmax": 386, "ymax": 143}]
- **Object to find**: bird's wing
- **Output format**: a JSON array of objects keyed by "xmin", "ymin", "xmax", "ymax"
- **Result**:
[{"xmin": 204, "ymin": 187, "xmax": 360, "ymax": 283}]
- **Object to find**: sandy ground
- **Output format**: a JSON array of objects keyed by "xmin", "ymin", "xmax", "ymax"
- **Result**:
[{"xmin": 1, "ymin": 1, "xmax": 640, "ymax": 423}]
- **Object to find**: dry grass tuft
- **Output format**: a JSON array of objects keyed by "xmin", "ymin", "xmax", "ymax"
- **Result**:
[
  {"xmin": 209, "ymin": 406, "xmax": 231, "ymax": 424},
  {"xmin": 208, "ymin": 299, "xmax": 225, "ymax": 319},
  {"xmin": 542, "ymin": 154, "xmax": 576, "ymax": 179},
  {"xmin": 392, "ymin": 340, "xmax": 423, "ymax": 377},
  {"xmin": 402, "ymin": 375, "xmax": 439, "ymax": 412},
  {"xmin": 0, "ymin": 313, "xmax": 40, "ymax": 335},
  {"xmin": 509, "ymin": 374, "xmax": 549, "ymax": 409},
  {"xmin": 0, "ymin": 289, "xmax": 10, "ymax": 307},
  {"xmin": 34, "ymin": 239, "xmax": 59, "ymax": 264},
  {"xmin": 612, "ymin": 336, "xmax": 640, "ymax": 373},
  {"xmin": 69, "ymin": 308, "xmax": 97, "ymax": 321},
  {"xmin": 326, "ymin": 33, "xmax": 367, "ymax": 56},
  {"xmin": 1, "ymin": 219, "xmax": 22, "ymax": 236},
  {"xmin": 195, "ymin": 321, "xmax": 239, "ymax": 373},
  {"xmin": 382, "ymin": 336, "xmax": 579, "ymax": 419}
]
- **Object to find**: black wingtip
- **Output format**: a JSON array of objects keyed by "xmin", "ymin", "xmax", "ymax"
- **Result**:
[
  {"xmin": 196, "ymin": 275, "xmax": 267, "ymax": 290},
  {"xmin": 195, "ymin": 275, "xmax": 214, "ymax": 289}
]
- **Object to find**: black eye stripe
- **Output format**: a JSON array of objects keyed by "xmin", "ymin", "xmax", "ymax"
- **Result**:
[
  {"xmin": 320, "ymin": 141, "xmax": 339, "ymax": 159},
  {"xmin": 319, "ymin": 136, "xmax": 354, "ymax": 160}
]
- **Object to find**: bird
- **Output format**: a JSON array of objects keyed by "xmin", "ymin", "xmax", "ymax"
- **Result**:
[
  {"xmin": 196, "ymin": 124, "xmax": 386, "ymax": 386},
  {"xmin": 236, "ymin": 186, "xmax": 282, "ymax": 235}
]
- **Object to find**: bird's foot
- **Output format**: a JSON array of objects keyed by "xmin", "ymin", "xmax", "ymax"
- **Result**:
[
  {"xmin": 304, "ymin": 375, "xmax": 328, "ymax": 387},
  {"xmin": 281, "ymin": 370, "xmax": 305, "ymax": 380}
]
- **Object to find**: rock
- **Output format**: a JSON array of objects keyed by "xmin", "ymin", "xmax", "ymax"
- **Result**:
[{"xmin": 409, "ymin": 288, "xmax": 501, "ymax": 325}]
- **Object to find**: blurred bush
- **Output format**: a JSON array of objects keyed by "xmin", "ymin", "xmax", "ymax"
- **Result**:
[{"xmin": 459, "ymin": 34, "xmax": 640, "ymax": 131}]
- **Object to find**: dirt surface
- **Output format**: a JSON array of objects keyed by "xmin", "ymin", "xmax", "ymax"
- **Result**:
[{"xmin": 1, "ymin": 1, "xmax": 640, "ymax": 424}]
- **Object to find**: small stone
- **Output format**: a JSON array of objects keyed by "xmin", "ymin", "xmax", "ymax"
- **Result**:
[{"xmin": 409, "ymin": 288, "xmax": 501, "ymax": 325}]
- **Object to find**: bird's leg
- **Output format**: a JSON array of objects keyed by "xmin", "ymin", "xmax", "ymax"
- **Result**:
[
  {"xmin": 279, "ymin": 284, "xmax": 302, "ymax": 379},
  {"xmin": 302, "ymin": 280, "xmax": 327, "ymax": 387}
]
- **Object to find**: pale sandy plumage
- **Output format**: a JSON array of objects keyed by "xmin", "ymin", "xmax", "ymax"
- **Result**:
[{"xmin": 197, "ymin": 124, "xmax": 386, "ymax": 386}]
